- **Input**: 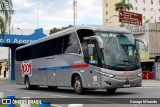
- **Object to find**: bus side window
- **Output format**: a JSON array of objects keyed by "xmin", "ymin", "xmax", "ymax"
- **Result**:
[
  {"xmin": 63, "ymin": 33, "xmax": 81, "ymax": 54},
  {"xmin": 82, "ymin": 41, "xmax": 89, "ymax": 63},
  {"xmin": 88, "ymin": 43, "xmax": 99, "ymax": 65}
]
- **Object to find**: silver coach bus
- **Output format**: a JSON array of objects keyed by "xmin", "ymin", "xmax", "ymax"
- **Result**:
[{"xmin": 15, "ymin": 25, "xmax": 148, "ymax": 94}]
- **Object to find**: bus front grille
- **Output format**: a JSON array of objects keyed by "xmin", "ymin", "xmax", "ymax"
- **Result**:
[{"xmin": 114, "ymin": 75, "xmax": 138, "ymax": 80}]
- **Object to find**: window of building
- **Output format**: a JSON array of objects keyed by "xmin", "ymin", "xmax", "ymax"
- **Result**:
[
  {"xmin": 159, "ymin": 9, "xmax": 160, "ymax": 13},
  {"xmin": 106, "ymin": 11, "xmax": 108, "ymax": 15},
  {"xmin": 143, "ymin": 16, "xmax": 146, "ymax": 20},
  {"xmin": 151, "ymin": 0, "xmax": 153, "ymax": 4},
  {"xmin": 143, "ymin": 0, "xmax": 145, "ymax": 3},
  {"xmin": 127, "ymin": 0, "xmax": 130, "ymax": 3},
  {"xmin": 159, "ymin": 17, "xmax": 160, "ymax": 21},
  {"xmin": 143, "ymin": 8, "xmax": 145, "ymax": 12},
  {"xmin": 106, "ymin": 3, "xmax": 108, "ymax": 7},
  {"xmin": 151, "ymin": 16, "xmax": 153, "ymax": 19},
  {"xmin": 135, "ymin": 7, "xmax": 138, "ymax": 11},
  {"xmin": 151, "ymin": 8, "xmax": 153, "ymax": 11},
  {"xmin": 159, "ymin": 0, "xmax": 160, "ymax": 4},
  {"xmin": 135, "ymin": 0, "xmax": 137, "ymax": 3}
]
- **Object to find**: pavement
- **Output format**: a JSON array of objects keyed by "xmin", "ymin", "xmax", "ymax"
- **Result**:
[
  {"xmin": 0, "ymin": 79, "xmax": 159, "ymax": 86},
  {"xmin": 0, "ymin": 80, "xmax": 160, "ymax": 107},
  {"xmin": 142, "ymin": 80, "xmax": 160, "ymax": 87}
]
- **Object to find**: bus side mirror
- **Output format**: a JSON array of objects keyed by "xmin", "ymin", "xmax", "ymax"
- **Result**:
[
  {"xmin": 83, "ymin": 36, "xmax": 104, "ymax": 48},
  {"xmin": 135, "ymin": 38, "xmax": 148, "ymax": 51}
]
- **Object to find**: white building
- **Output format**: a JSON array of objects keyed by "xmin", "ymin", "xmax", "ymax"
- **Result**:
[{"xmin": 102, "ymin": 0, "xmax": 160, "ymax": 26}]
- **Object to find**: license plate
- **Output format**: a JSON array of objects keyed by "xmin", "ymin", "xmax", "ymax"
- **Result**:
[{"xmin": 124, "ymin": 84, "xmax": 130, "ymax": 87}]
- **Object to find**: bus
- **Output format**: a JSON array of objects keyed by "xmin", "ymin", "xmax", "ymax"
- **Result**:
[{"xmin": 15, "ymin": 25, "xmax": 148, "ymax": 94}]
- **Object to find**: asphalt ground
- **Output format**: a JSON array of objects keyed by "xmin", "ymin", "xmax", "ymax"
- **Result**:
[{"xmin": 0, "ymin": 80, "xmax": 160, "ymax": 107}]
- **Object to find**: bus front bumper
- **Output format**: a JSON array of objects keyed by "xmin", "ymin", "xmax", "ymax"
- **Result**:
[{"xmin": 101, "ymin": 75, "xmax": 142, "ymax": 89}]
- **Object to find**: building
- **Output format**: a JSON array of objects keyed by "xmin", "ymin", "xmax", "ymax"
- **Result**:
[
  {"xmin": 102, "ymin": 0, "xmax": 160, "ymax": 26},
  {"xmin": 127, "ymin": 23, "xmax": 160, "ymax": 80}
]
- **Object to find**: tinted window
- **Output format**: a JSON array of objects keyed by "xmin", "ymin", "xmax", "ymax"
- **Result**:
[
  {"xmin": 16, "ymin": 47, "xmax": 31, "ymax": 61},
  {"xmin": 16, "ymin": 33, "xmax": 80, "ymax": 61},
  {"xmin": 77, "ymin": 29, "xmax": 94, "ymax": 43},
  {"xmin": 63, "ymin": 33, "xmax": 80, "ymax": 54},
  {"xmin": 16, "ymin": 37, "xmax": 63, "ymax": 61},
  {"xmin": 81, "ymin": 41, "xmax": 89, "ymax": 63}
]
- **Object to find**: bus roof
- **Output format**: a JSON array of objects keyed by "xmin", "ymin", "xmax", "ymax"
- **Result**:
[{"xmin": 16, "ymin": 25, "xmax": 131, "ymax": 50}]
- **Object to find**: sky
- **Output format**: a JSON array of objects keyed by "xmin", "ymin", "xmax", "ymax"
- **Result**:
[
  {"xmin": 0, "ymin": 0, "xmax": 102, "ymax": 59},
  {"xmin": 0, "ymin": 47, "xmax": 8, "ymax": 59},
  {"xmin": 12, "ymin": 0, "xmax": 102, "ymax": 30}
]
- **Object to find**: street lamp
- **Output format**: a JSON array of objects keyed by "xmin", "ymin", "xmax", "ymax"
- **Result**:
[{"xmin": 106, "ymin": 15, "xmax": 119, "ymax": 25}]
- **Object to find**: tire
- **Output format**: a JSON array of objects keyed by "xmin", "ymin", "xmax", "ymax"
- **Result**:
[
  {"xmin": 74, "ymin": 76, "xmax": 85, "ymax": 95},
  {"xmin": 48, "ymin": 86, "xmax": 58, "ymax": 90},
  {"xmin": 106, "ymin": 88, "xmax": 117, "ymax": 94},
  {"xmin": 25, "ymin": 77, "xmax": 34, "ymax": 90}
]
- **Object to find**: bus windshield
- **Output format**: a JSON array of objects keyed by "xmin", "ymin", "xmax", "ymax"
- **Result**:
[{"xmin": 96, "ymin": 32, "xmax": 140, "ymax": 71}]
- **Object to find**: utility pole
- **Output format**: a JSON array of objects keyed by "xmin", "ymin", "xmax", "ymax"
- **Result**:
[
  {"xmin": 37, "ymin": 0, "xmax": 39, "ymax": 29},
  {"xmin": 73, "ymin": 0, "xmax": 77, "ymax": 26}
]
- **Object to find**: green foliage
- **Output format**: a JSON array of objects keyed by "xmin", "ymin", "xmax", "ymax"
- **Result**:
[
  {"xmin": 0, "ymin": 0, "xmax": 13, "ymax": 24},
  {"xmin": 119, "ymin": 23, "xmax": 125, "ymax": 27},
  {"xmin": 0, "ymin": 16, "xmax": 6, "ymax": 38},
  {"xmin": 115, "ymin": 0, "xmax": 133, "ymax": 11},
  {"xmin": 50, "ymin": 25, "xmax": 73, "ymax": 34},
  {"xmin": 0, "ymin": 0, "xmax": 13, "ymax": 37}
]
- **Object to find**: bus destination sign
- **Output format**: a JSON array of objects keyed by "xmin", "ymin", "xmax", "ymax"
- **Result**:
[{"xmin": 119, "ymin": 10, "xmax": 142, "ymax": 26}]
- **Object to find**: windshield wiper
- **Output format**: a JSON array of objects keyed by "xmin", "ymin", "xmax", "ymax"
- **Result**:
[
  {"xmin": 113, "ymin": 64, "xmax": 129, "ymax": 67},
  {"xmin": 119, "ymin": 60, "xmax": 133, "ymax": 62},
  {"xmin": 120, "ymin": 60, "xmax": 139, "ymax": 68}
]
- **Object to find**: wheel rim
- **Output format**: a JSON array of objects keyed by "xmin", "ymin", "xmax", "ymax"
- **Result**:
[{"xmin": 75, "ymin": 80, "xmax": 81, "ymax": 91}]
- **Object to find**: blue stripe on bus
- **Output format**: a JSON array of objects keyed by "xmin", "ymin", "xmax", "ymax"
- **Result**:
[{"xmin": 38, "ymin": 66, "xmax": 71, "ymax": 71}]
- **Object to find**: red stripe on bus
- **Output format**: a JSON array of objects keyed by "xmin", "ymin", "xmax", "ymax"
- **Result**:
[{"xmin": 71, "ymin": 64, "xmax": 88, "ymax": 69}]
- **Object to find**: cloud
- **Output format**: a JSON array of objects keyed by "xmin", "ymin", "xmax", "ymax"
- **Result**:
[{"xmin": 12, "ymin": 0, "xmax": 102, "ymax": 30}]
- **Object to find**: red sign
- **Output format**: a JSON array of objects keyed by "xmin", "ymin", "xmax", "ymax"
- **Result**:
[
  {"xmin": 21, "ymin": 61, "xmax": 32, "ymax": 77},
  {"xmin": 119, "ymin": 10, "xmax": 142, "ymax": 26}
]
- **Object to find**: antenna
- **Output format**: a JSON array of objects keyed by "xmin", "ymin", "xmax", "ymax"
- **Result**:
[{"xmin": 73, "ymin": 0, "xmax": 77, "ymax": 26}]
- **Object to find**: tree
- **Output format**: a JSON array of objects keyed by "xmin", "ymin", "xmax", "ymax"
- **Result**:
[
  {"xmin": 50, "ymin": 25, "xmax": 73, "ymax": 34},
  {"xmin": 0, "ymin": 0, "xmax": 13, "ymax": 37},
  {"xmin": 115, "ymin": 0, "xmax": 133, "ymax": 11},
  {"xmin": 0, "ymin": 16, "xmax": 6, "ymax": 38},
  {"xmin": 115, "ymin": 0, "xmax": 133, "ymax": 27}
]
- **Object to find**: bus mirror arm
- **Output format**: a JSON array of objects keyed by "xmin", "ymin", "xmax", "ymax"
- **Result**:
[
  {"xmin": 83, "ymin": 36, "xmax": 104, "ymax": 49},
  {"xmin": 135, "ymin": 38, "xmax": 148, "ymax": 51}
]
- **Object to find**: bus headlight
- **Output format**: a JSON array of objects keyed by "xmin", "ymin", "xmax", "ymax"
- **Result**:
[
  {"xmin": 106, "ymin": 74, "xmax": 115, "ymax": 78},
  {"xmin": 137, "ymin": 73, "xmax": 142, "ymax": 77}
]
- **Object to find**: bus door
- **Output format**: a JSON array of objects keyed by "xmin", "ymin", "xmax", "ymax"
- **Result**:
[{"xmin": 83, "ymin": 40, "xmax": 101, "ymax": 88}]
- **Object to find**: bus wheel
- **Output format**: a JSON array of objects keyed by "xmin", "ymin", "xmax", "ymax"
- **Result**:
[
  {"xmin": 106, "ymin": 88, "xmax": 117, "ymax": 94},
  {"xmin": 25, "ymin": 77, "xmax": 33, "ymax": 90},
  {"xmin": 74, "ymin": 76, "xmax": 85, "ymax": 95}
]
